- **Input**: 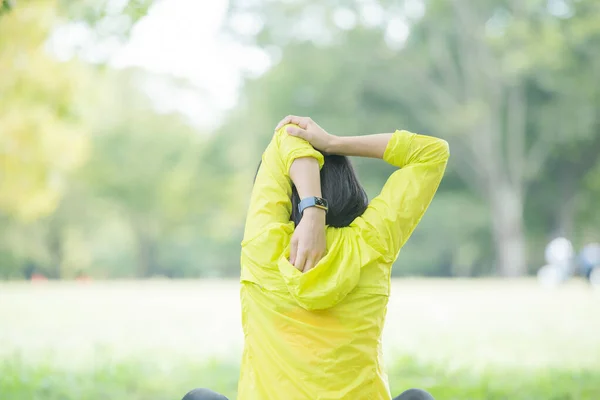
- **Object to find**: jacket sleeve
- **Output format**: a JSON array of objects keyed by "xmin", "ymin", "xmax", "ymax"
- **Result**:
[
  {"xmin": 351, "ymin": 130, "xmax": 449, "ymax": 262},
  {"xmin": 242, "ymin": 124, "xmax": 324, "ymax": 245}
]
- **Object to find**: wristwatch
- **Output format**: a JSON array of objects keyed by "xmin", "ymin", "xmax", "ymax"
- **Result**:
[{"xmin": 298, "ymin": 196, "xmax": 329, "ymax": 215}]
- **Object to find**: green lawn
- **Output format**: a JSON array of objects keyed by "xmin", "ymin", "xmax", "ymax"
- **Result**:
[
  {"xmin": 1, "ymin": 279, "xmax": 599, "ymax": 399},
  {"xmin": 2, "ymin": 353, "xmax": 599, "ymax": 400}
]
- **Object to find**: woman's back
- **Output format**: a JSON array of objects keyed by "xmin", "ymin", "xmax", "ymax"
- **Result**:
[
  {"xmin": 238, "ymin": 124, "xmax": 449, "ymax": 399},
  {"xmin": 240, "ymin": 225, "xmax": 391, "ymax": 399}
]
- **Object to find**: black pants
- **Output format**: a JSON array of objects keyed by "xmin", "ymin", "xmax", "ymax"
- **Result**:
[{"xmin": 182, "ymin": 387, "xmax": 435, "ymax": 400}]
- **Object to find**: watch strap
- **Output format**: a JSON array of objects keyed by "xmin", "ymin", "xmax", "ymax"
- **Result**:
[{"xmin": 298, "ymin": 196, "xmax": 328, "ymax": 215}]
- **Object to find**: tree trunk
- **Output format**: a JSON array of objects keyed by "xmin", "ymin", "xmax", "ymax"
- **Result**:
[
  {"xmin": 135, "ymin": 231, "xmax": 157, "ymax": 278},
  {"xmin": 129, "ymin": 215, "xmax": 159, "ymax": 278},
  {"xmin": 554, "ymin": 169, "xmax": 576, "ymax": 238},
  {"xmin": 47, "ymin": 222, "xmax": 63, "ymax": 279},
  {"xmin": 489, "ymin": 182, "xmax": 527, "ymax": 277}
]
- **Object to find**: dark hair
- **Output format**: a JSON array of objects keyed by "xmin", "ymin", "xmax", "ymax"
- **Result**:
[{"xmin": 255, "ymin": 155, "xmax": 369, "ymax": 228}]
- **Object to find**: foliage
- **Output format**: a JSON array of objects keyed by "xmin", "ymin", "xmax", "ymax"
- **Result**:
[
  {"xmin": 224, "ymin": 0, "xmax": 600, "ymax": 276},
  {"xmin": 1, "ymin": 0, "xmax": 600, "ymax": 278},
  {"xmin": 0, "ymin": 0, "xmax": 90, "ymax": 221}
]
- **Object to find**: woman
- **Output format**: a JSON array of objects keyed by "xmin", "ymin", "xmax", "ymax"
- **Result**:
[{"xmin": 184, "ymin": 116, "xmax": 449, "ymax": 399}]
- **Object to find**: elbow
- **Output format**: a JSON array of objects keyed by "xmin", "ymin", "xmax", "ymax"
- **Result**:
[{"xmin": 436, "ymin": 138, "xmax": 450, "ymax": 161}]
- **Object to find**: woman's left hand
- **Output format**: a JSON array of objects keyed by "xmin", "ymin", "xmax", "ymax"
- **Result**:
[
  {"xmin": 289, "ymin": 207, "xmax": 327, "ymax": 273},
  {"xmin": 275, "ymin": 115, "xmax": 336, "ymax": 154}
]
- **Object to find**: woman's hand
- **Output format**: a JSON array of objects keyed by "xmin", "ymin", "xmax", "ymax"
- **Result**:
[
  {"xmin": 275, "ymin": 115, "xmax": 336, "ymax": 153},
  {"xmin": 289, "ymin": 207, "xmax": 327, "ymax": 273}
]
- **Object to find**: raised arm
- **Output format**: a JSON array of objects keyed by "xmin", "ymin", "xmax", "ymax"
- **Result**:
[
  {"xmin": 342, "ymin": 131, "xmax": 448, "ymax": 260},
  {"xmin": 289, "ymin": 158, "xmax": 327, "ymax": 272},
  {"xmin": 243, "ymin": 124, "xmax": 327, "ymax": 271},
  {"xmin": 278, "ymin": 115, "xmax": 449, "ymax": 261}
]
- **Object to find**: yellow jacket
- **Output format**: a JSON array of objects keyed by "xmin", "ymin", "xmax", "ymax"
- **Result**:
[{"xmin": 238, "ymin": 126, "xmax": 449, "ymax": 399}]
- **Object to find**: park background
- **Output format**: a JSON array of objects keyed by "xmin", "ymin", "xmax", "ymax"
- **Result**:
[{"xmin": 1, "ymin": 0, "xmax": 600, "ymax": 399}]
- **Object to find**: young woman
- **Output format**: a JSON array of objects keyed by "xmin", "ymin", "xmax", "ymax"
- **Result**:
[{"xmin": 183, "ymin": 116, "xmax": 449, "ymax": 400}]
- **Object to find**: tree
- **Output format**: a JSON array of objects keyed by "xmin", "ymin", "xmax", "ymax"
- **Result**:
[
  {"xmin": 394, "ymin": 0, "xmax": 600, "ymax": 275},
  {"xmin": 78, "ymin": 69, "xmax": 206, "ymax": 277},
  {"xmin": 0, "ymin": 0, "xmax": 154, "ymax": 221},
  {"xmin": 224, "ymin": 0, "xmax": 600, "ymax": 276},
  {"xmin": 0, "ymin": 0, "xmax": 158, "ymax": 279},
  {"xmin": 0, "ymin": 0, "xmax": 90, "ymax": 221}
]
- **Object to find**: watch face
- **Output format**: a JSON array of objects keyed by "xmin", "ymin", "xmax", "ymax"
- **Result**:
[{"xmin": 315, "ymin": 198, "xmax": 326, "ymax": 207}]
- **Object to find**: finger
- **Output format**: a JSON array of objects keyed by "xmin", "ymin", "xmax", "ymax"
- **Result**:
[
  {"xmin": 314, "ymin": 250, "xmax": 325, "ymax": 265},
  {"xmin": 289, "ymin": 115, "xmax": 309, "ymax": 129},
  {"xmin": 275, "ymin": 115, "xmax": 292, "ymax": 130},
  {"xmin": 276, "ymin": 115, "xmax": 298, "ymax": 130},
  {"xmin": 289, "ymin": 239, "xmax": 298, "ymax": 265},
  {"xmin": 286, "ymin": 126, "xmax": 307, "ymax": 139},
  {"xmin": 294, "ymin": 249, "xmax": 307, "ymax": 272},
  {"xmin": 276, "ymin": 115, "xmax": 309, "ymax": 130},
  {"xmin": 302, "ymin": 255, "xmax": 316, "ymax": 273}
]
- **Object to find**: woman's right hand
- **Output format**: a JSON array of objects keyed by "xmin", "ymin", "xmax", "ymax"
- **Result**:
[
  {"xmin": 289, "ymin": 207, "xmax": 327, "ymax": 273},
  {"xmin": 275, "ymin": 115, "xmax": 336, "ymax": 153}
]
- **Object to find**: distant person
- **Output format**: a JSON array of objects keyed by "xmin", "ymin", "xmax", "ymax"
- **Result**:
[
  {"xmin": 580, "ymin": 243, "xmax": 600, "ymax": 281},
  {"xmin": 183, "ymin": 116, "xmax": 449, "ymax": 399}
]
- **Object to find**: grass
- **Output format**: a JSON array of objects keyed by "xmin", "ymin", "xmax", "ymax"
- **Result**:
[
  {"xmin": 1, "ymin": 279, "xmax": 599, "ymax": 399},
  {"xmin": 1, "ymin": 353, "xmax": 599, "ymax": 400},
  {"xmin": 0, "ymin": 353, "xmax": 240, "ymax": 400}
]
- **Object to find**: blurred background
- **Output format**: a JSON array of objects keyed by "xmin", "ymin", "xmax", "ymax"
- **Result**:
[{"xmin": 1, "ymin": 0, "xmax": 600, "ymax": 399}]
